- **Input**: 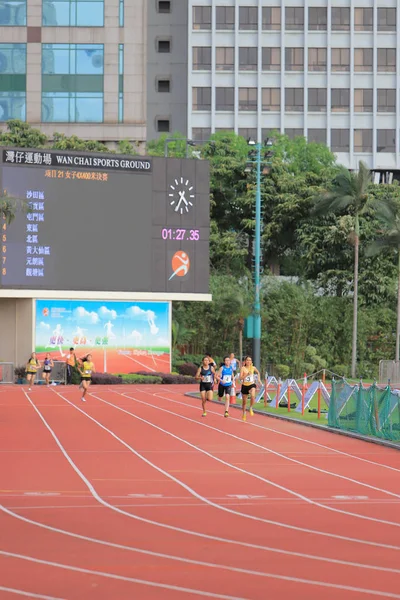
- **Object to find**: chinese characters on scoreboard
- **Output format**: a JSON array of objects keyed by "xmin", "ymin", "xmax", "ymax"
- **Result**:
[
  {"xmin": 5, "ymin": 150, "xmax": 52, "ymax": 166},
  {"xmin": 25, "ymin": 190, "xmax": 50, "ymax": 278}
]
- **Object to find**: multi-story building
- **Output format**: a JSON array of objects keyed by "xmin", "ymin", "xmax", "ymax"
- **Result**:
[
  {"xmin": 0, "ymin": 0, "xmax": 147, "ymax": 148},
  {"xmin": 188, "ymin": 1, "xmax": 400, "ymax": 172}
]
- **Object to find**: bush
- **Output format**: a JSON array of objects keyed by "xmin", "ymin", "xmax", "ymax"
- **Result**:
[
  {"xmin": 132, "ymin": 371, "xmax": 197, "ymax": 384},
  {"xmin": 275, "ymin": 364, "xmax": 290, "ymax": 380},
  {"xmin": 177, "ymin": 362, "xmax": 198, "ymax": 377},
  {"xmin": 117, "ymin": 374, "xmax": 163, "ymax": 384},
  {"xmin": 14, "ymin": 365, "xmax": 27, "ymax": 380},
  {"xmin": 330, "ymin": 364, "xmax": 349, "ymax": 379},
  {"xmin": 91, "ymin": 373, "xmax": 123, "ymax": 385}
]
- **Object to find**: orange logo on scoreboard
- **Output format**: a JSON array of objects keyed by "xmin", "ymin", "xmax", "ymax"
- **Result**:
[{"xmin": 169, "ymin": 251, "xmax": 190, "ymax": 280}]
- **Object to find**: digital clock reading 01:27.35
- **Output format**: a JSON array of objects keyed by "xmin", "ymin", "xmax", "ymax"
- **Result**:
[{"xmin": 161, "ymin": 228, "xmax": 200, "ymax": 241}]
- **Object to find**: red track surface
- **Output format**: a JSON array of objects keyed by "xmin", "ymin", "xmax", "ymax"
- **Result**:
[
  {"xmin": 36, "ymin": 349, "xmax": 171, "ymax": 373},
  {"xmin": 1, "ymin": 384, "xmax": 400, "ymax": 599}
]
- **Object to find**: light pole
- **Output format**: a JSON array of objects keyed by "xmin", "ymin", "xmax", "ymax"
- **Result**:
[{"xmin": 246, "ymin": 138, "xmax": 273, "ymax": 370}]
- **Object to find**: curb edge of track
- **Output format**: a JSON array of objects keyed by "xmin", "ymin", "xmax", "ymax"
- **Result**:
[{"xmin": 184, "ymin": 392, "xmax": 400, "ymax": 452}]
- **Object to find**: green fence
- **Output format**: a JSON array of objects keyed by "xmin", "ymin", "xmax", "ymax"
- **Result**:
[{"xmin": 328, "ymin": 380, "xmax": 400, "ymax": 443}]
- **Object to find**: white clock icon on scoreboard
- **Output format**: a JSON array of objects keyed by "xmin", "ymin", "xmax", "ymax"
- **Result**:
[{"xmin": 168, "ymin": 178, "xmax": 195, "ymax": 215}]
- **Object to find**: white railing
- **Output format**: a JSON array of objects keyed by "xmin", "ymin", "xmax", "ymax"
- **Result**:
[
  {"xmin": 0, "ymin": 362, "xmax": 14, "ymax": 384},
  {"xmin": 379, "ymin": 360, "xmax": 400, "ymax": 385}
]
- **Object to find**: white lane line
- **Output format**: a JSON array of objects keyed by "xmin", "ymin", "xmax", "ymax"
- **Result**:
[
  {"xmin": 0, "ymin": 550, "xmax": 247, "ymax": 600},
  {"xmin": 47, "ymin": 388, "xmax": 400, "ymax": 553},
  {"xmin": 121, "ymin": 354, "xmax": 156, "ymax": 373},
  {"xmin": 0, "ymin": 586, "xmax": 65, "ymax": 600},
  {"xmin": 108, "ymin": 389, "xmax": 400, "ymax": 528},
  {"xmin": 2, "ymin": 548, "xmax": 400, "ymax": 599},
  {"xmin": 149, "ymin": 387, "xmax": 400, "ymax": 472}
]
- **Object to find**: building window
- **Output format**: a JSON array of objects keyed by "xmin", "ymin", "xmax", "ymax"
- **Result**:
[
  {"xmin": 262, "ymin": 88, "xmax": 280, "ymax": 111},
  {"xmin": 378, "ymin": 8, "xmax": 396, "ymax": 32},
  {"xmin": 285, "ymin": 48, "xmax": 304, "ymax": 71},
  {"xmin": 378, "ymin": 48, "xmax": 396, "ymax": 72},
  {"xmin": 354, "ymin": 8, "xmax": 373, "ymax": 32},
  {"xmin": 308, "ymin": 88, "xmax": 327, "ymax": 112},
  {"xmin": 157, "ymin": 39, "xmax": 171, "ymax": 53},
  {"xmin": 0, "ymin": 43, "xmax": 26, "ymax": 121},
  {"xmin": 239, "ymin": 88, "xmax": 257, "ymax": 111},
  {"xmin": 192, "ymin": 128, "xmax": 211, "ymax": 142},
  {"xmin": 285, "ymin": 7, "xmax": 304, "ymax": 30},
  {"xmin": 42, "ymin": 0, "xmax": 104, "ymax": 27},
  {"xmin": 239, "ymin": 6, "xmax": 258, "ymax": 30},
  {"xmin": 377, "ymin": 130, "xmax": 395, "ymax": 152},
  {"xmin": 262, "ymin": 47, "xmax": 281, "ymax": 71},
  {"xmin": 354, "ymin": 89, "xmax": 373, "ymax": 112},
  {"xmin": 118, "ymin": 43, "xmax": 123, "ymax": 123},
  {"xmin": 157, "ymin": 119, "xmax": 170, "ymax": 132},
  {"xmin": 285, "ymin": 128, "xmax": 303, "ymax": 139},
  {"xmin": 216, "ymin": 128, "xmax": 234, "ymax": 134},
  {"xmin": 157, "ymin": 1, "xmax": 170, "ymax": 13},
  {"xmin": 308, "ymin": 48, "xmax": 327, "ymax": 72},
  {"xmin": 354, "ymin": 48, "xmax": 373, "ymax": 72},
  {"xmin": 331, "ymin": 129, "xmax": 350, "ymax": 152},
  {"xmin": 308, "ymin": 7, "xmax": 327, "ymax": 31},
  {"xmin": 239, "ymin": 47, "xmax": 258, "ymax": 71},
  {"xmin": 285, "ymin": 88, "xmax": 303, "ymax": 111},
  {"xmin": 192, "ymin": 87, "xmax": 211, "ymax": 111},
  {"xmin": 331, "ymin": 48, "xmax": 350, "ymax": 71},
  {"xmin": 216, "ymin": 6, "xmax": 234, "ymax": 30},
  {"xmin": 216, "ymin": 47, "xmax": 234, "ymax": 71},
  {"xmin": 193, "ymin": 6, "xmax": 211, "ymax": 30},
  {"xmin": 262, "ymin": 7, "xmax": 280, "ymax": 31},
  {"xmin": 331, "ymin": 7, "xmax": 350, "ymax": 31},
  {"xmin": 119, "ymin": 0, "xmax": 124, "ymax": 26},
  {"xmin": 378, "ymin": 89, "xmax": 396, "ymax": 113},
  {"xmin": 354, "ymin": 129, "xmax": 372, "ymax": 152},
  {"xmin": 331, "ymin": 88, "xmax": 350, "ymax": 112},
  {"xmin": 239, "ymin": 128, "xmax": 257, "ymax": 141},
  {"xmin": 193, "ymin": 47, "xmax": 211, "ymax": 71},
  {"xmin": 215, "ymin": 87, "xmax": 234, "ymax": 111},
  {"xmin": 0, "ymin": 0, "xmax": 26, "ymax": 25},
  {"xmin": 157, "ymin": 78, "xmax": 170, "ymax": 93},
  {"xmin": 308, "ymin": 129, "xmax": 326, "ymax": 144},
  {"xmin": 42, "ymin": 44, "xmax": 104, "ymax": 122}
]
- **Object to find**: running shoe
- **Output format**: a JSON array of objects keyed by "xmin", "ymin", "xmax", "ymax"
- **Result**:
[
  {"xmin": 202, "ymin": 412, "xmax": 207, "ymax": 417},
  {"xmin": 28, "ymin": 388, "xmax": 32, "ymax": 391},
  {"xmin": 249, "ymin": 408, "xmax": 254, "ymax": 416},
  {"xmin": 242, "ymin": 413, "xmax": 247, "ymax": 421},
  {"xmin": 224, "ymin": 411, "xmax": 229, "ymax": 418},
  {"xmin": 81, "ymin": 397, "xmax": 86, "ymax": 402}
]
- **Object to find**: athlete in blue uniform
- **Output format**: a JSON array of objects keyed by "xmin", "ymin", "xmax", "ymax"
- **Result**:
[
  {"xmin": 195, "ymin": 356, "xmax": 215, "ymax": 417},
  {"xmin": 216, "ymin": 356, "xmax": 234, "ymax": 418}
]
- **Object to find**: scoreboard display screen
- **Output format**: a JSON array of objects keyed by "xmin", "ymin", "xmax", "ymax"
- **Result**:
[{"xmin": 0, "ymin": 148, "xmax": 210, "ymax": 296}]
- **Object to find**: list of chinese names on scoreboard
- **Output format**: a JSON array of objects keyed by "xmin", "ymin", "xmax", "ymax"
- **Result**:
[{"xmin": 1, "ymin": 188, "xmax": 51, "ymax": 282}]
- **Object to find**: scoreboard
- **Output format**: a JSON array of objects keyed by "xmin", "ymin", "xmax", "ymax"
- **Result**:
[{"xmin": 0, "ymin": 148, "xmax": 210, "ymax": 298}]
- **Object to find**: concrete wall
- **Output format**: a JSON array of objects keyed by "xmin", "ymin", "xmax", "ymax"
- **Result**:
[
  {"xmin": 147, "ymin": 0, "xmax": 188, "ymax": 141},
  {"xmin": 0, "ymin": 298, "xmax": 35, "ymax": 368}
]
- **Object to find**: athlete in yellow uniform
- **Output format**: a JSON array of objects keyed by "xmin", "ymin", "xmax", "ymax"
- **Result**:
[
  {"xmin": 78, "ymin": 354, "xmax": 95, "ymax": 402},
  {"xmin": 26, "ymin": 352, "xmax": 40, "ymax": 391},
  {"xmin": 240, "ymin": 356, "xmax": 260, "ymax": 421}
]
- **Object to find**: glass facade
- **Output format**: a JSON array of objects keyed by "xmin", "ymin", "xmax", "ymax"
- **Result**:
[
  {"xmin": 42, "ymin": 44, "xmax": 104, "ymax": 122},
  {"xmin": 0, "ymin": 1, "xmax": 26, "ymax": 25},
  {"xmin": 0, "ymin": 43, "xmax": 26, "ymax": 121},
  {"xmin": 119, "ymin": 44, "xmax": 124, "ymax": 123},
  {"xmin": 42, "ymin": 0, "xmax": 104, "ymax": 27},
  {"xmin": 119, "ymin": 0, "xmax": 124, "ymax": 26}
]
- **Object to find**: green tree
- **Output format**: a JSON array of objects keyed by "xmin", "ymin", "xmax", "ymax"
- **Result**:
[
  {"xmin": 312, "ymin": 161, "xmax": 371, "ymax": 378},
  {"xmin": 0, "ymin": 120, "xmax": 47, "ymax": 148},
  {"xmin": 367, "ymin": 194, "xmax": 400, "ymax": 361},
  {"xmin": 147, "ymin": 132, "xmax": 190, "ymax": 158}
]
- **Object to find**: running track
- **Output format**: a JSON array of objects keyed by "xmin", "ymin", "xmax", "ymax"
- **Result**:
[{"xmin": 0, "ymin": 384, "xmax": 400, "ymax": 600}]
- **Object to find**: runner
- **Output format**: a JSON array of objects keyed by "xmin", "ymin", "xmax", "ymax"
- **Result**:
[
  {"xmin": 42, "ymin": 353, "xmax": 54, "ymax": 387},
  {"xmin": 230, "ymin": 353, "xmax": 239, "ymax": 374},
  {"xmin": 205, "ymin": 352, "xmax": 217, "ymax": 390},
  {"xmin": 65, "ymin": 347, "xmax": 76, "ymax": 385},
  {"xmin": 195, "ymin": 356, "xmax": 215, "ymax": 417},
  {"xmin": 240, "ymin": 355, "xmax": 261, "ymax": 421},
  {"xmin": 78, "ymin": 353, "xmax": 95, "ymax": 402},
  {"xmin": 216, "ymin": 356, "xmax": 234, "ymax": 418},
  {"xmin": 26, "ymin": 352, "xmax": 40, "ymax": 391}
]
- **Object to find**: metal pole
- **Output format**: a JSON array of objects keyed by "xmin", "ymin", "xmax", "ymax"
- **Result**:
[{"xmin": 253, "ymin": 143, "xmax": 261, "ymax": 369}]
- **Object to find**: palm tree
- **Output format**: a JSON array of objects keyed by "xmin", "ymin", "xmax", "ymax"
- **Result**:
[
  {"xmin": 313, "ymin": 161, "xmax": 371, "ymax": 378},
  {"xmin": 218, "ymin": 292, "xmax": 250, "ymax": 364},
  {"xmin": 0, "ymin": 190, "xmax": 27, "ymax": 224},
  {"xmin": 367, "ymin": 199, "xmax": 400, "ymax": 362},
  {"xmin": 171, "ymin": 320, "xmax": 195, "ymax": 355}
]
